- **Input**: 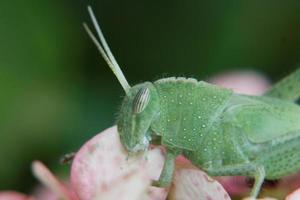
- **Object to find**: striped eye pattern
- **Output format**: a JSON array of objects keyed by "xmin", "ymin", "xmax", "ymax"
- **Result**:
[{"xmin": 133, "ymin": 87, "xmax": 150, "ymax": 114}]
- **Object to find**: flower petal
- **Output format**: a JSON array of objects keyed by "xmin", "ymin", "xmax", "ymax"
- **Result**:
[
  {"xmin": 286, "ymin": 188, "xmax": 300, "ymax": 200},
  {"xmin": 242, "ymin": 197, "xmax": 277, "ymax": 200},
  {"xmin": 92, "ymin": 168, "xmax": 149, "ymax": 200},
  {"xmin": 32, "ymin": 161, "xmax": 76, "ymax": 200},
  {"xmin": 169, "ymin": 165, "xmax": 231, "ymax": 200},
  {"xmin": 209, "ymin": 71, "xmax": 269, "ymax": 95},
  {"xmin": 71, "ymin": 126, "xmax": 167, "ymax": 200},
  {"xmin": 217, "ymin": 176, "xmax": 249, "ymax": 196},
  {"xmin": 0, "ymin": 191, "xmax": 33, "ymax": 200}
]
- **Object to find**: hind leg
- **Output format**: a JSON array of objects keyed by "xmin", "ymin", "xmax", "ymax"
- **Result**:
[
  {"xmin": 204, "ymin": 162, "xmax": 265, "ymax": 199},
  {"xmin": 256, "ymin": 133, "xmax": 300, "ymax": 180},
  {"xmin": 250, "ymin": 166, "xmax": 265, "ymax": 198}
]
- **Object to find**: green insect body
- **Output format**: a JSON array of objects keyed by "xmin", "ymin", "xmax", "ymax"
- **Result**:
[{"xmin": 84, "ymin": 6, "xmax": 300, "ymax": 199}]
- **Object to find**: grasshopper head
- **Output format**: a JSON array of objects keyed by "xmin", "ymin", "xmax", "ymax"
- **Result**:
[
  {"xmin": 117, "ymin": 82, "xmax": 160, "ymax": 153},
  {"xmin": 84, "ymin": 7, "xmax": 160, "ymax": 153}
]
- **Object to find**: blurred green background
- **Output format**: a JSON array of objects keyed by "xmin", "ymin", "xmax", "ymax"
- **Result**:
[{"xmin": 1, "ymin": 0, "xmax": 300, "ymax": 194}]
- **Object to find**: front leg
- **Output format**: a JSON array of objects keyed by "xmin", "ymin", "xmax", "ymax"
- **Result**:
[{"xmin": 152, "ymin": 149, "xmax": 178, "ymax": 187}]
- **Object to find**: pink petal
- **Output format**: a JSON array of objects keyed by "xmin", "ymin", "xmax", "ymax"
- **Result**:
[
  {"xmin": 208, "ymin": 71, "xmax": 270, "ymax": 95},
  {"xmin": 71, "ymin": 126, "xmax": 167, "ymax": 200},
  {"xmin": 0, "ymin": 192, "xmax": 33, "ymax": 200},
  {"xmin": 169, "ymin": 165, "xmax": 231, "ymax": 200},
  {"xmin": 176, "ymin": 155, "xmax": 191, "ymax": 165},
  {"xmin": 286, "ymin": 188, "xmax": 300, "ymax": 200},
  {"xmin": 92, "ymin": 168, "xmax": 150, "ymax": 200},
  {"xmin": 217, "ymin": 176, "xmax": 249, "ymax": 196},
  {"xmin": 33, "ymin": 186, "xmax": 59, "ymax": 200},
  {"xmin": 242, "ymin": 198, "xmax": 277, "ymax": 200},
  {"xmin": 32, "ymin": 161, "xmax": 77, "ymax": 200},
  {"xmin": 33, "ymin": 182, "xmax": 77, "ymax": 200}
]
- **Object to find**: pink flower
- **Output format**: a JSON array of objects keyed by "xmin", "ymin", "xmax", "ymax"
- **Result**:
[
  {"xmin": 286, "ymin": 188, "xmax": 300, "ymax": 200},
  {"xmin": 0, "ymin": 192, "xmax": 33, "ymax": 200},
  {"xmin": 208, "ymin": 70, "xmax": 270, "ymax": 95},
  {"xmin": 0, "ymin": 126, "xmax": 231, "ymax": 200},
  {"xmin": 70, "ymin": 125, "xmax": 231, "ymax": 200}
]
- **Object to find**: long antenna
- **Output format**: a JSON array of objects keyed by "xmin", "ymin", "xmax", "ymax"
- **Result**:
[{"xmin": 84, "ymin": 5, "xmax": 131, "ymax": 94}]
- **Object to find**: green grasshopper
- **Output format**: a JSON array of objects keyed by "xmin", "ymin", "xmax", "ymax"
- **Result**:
[{"xmin": 84, "ymin": 6, "xmax": 300, "ymax": 199}]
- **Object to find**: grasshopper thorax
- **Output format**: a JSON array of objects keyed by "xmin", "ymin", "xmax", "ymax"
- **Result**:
[{"xmin": 117, "ymin": 82, "xmax": 160, "ymax": 153}]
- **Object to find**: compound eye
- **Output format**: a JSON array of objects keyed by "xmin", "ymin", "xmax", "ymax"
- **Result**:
[{"xmin": 133, "ymin": 87, "xmax": 150, "ymax": 114}]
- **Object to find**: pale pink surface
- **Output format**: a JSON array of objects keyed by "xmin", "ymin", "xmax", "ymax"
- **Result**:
[
  {"xmin": 71, "ymin": 126, "xmax": 167, "ymax": 200},
  {"xmin": 242, "ymin": 198, "xmax": 277, "ymax": 200},
  {"xmin": 209, "ymin": 70, "xmax": 270, "ymax": 95},
  {"xmin": 169, "ymin": 166, "xmax": 231, "ymax": 200},
  {"xmin": 33, "ymin": 181, "xmax": 77, "ymax": 200},
  {"xmin": 0, "ymin": 192, "xmax": 32, "ymax": 200},
  {"xmin": 217, "ymin": 176, "xmax": 249, "ymax": 196},
  {"xmin": 33, "ymin": 186, "xmax": 60, "ymax": 200},
  {"xmin": 31, "ymin": 161, "xmax": 78, "ymax": 200},
  {"xmin": 286, "ymin": 188, "xmax": 300, "ymax": 200}
]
